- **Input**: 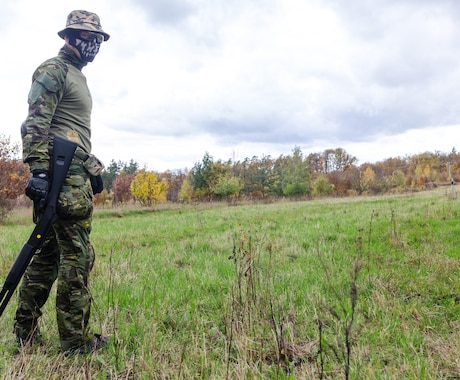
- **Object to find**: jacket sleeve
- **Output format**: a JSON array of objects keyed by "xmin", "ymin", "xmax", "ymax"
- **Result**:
[{"xmin": 22, "ymin": 58, "xmax": 67, "ymax": 172}]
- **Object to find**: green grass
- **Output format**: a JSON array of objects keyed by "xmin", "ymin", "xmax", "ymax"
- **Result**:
[{"xmin": 0, "ymin": 188, "xmax": 459, "ymax": 379}]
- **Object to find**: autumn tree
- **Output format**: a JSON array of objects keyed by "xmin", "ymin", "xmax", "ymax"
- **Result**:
[
  {"xmin": 312, "ymin": 174, "xmax": 334, "ymax": 196},
  {"xmin": 160, "ymin": 169, "xmax": 188, "ymax": 202},
  {"xmin": 93, "ymin": 189, "xmax": 111, "ymax": 207},
  {"xmin": 0, "ymin": 134, "xmax": 29, "ymax": 221},
  {"xmin": 112, "ymin": 172, "xmax": 135, "ymax": 204},
  {"xmin": 306, "ymin": 152, "xmax": 325, "ymax": 176},
  {"xmin": 385, "ymin": 169, "xmax": 406, "ymax": 190},
  {"xmin": 323, "ymin": 148, "xmax": 357, "ymax": 173},
  {"xmin": 327, "ymin": 167, "xmax": 359, "ymax": 195},
  {"xmin": 212, "ymin": 174, "xmax": 243, "ymax": 200},
  {"xmin": 359, "ymin": 166, "xmax": 376, "ymax": 194},
  {"xmin": 130, "ymin": 169, "xmax": 169, "ymax": 206},
  {"xmin": 376, "ymin": 157, "xmax": 409, "ymax": 178},
  {"xmin": 448, "ymin": 148, "xmax": 460, "ymax": 182},
  {"xmin": 178, "ymin": 178, "xmax": 194, "ymax": 202}
]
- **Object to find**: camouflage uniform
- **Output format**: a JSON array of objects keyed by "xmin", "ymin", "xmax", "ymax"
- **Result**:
[{"xmin": 15, "ymin": 34, "xmax": 102, "ymax": 350}]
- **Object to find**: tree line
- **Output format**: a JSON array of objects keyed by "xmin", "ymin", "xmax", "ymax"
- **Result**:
[
  {"xmin": 1, "ymin": 133, "xmax": 459, "ymax": 219},
  {"xmin": 98, "ymin": 146, "xmax": 460, "ymax": 205}
]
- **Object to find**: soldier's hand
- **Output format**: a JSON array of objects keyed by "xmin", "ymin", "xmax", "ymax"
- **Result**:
[{"xmin": 25, "ymin": 170, "xmax": 49, "ymax": 202}]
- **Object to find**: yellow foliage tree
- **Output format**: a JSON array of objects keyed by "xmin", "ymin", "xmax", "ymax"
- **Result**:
[
  {"xmin": 178, "ymin": 178, "xmax": 194, "ymax": 202},
  {"xmin": 360, "ymin": 166, "xmax": 375, "ymax": 193},
  {"xmin": 130, "ymin": 169, "xmax": 169, "ymax": 206}
]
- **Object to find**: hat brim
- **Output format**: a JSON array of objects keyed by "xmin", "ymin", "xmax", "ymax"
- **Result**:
[{"xmin": 58, "ymin": 26, "xmax": 110, "ymax": 41}]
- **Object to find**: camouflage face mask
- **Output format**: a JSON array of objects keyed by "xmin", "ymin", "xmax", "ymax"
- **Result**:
[{"xmin": 68, "ymin": 30, "xmax": 101, "ymax": 62}]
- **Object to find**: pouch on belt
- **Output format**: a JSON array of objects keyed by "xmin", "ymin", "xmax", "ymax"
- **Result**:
[{"xmin": 83, "ymin": 154, "xmax": 105, "ymax": 176}]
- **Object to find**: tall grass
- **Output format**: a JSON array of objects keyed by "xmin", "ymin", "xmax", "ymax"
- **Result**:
[{"xmin": 0, "ymin": 189, "xmax": 459, "ymax": 378}]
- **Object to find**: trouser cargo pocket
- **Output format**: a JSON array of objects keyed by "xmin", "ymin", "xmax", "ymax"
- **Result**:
[{"xmin": 57, "ymin": 176, "xmax": 93, "ymax": 220}]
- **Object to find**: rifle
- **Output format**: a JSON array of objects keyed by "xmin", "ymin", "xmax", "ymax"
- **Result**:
[{"xmin": 0, "ymin": 135, "xmax": 77, "ymax": 317}]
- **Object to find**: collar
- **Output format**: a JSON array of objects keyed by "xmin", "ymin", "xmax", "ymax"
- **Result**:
[{"xmin": 58, "ymin": 45, "xmax": 87, "ymax": 70}]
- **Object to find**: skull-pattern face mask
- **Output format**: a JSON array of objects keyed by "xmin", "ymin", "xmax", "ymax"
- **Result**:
[{"xmin": 67, "ymin": 30, "xmax": 103, "ymax": 62}]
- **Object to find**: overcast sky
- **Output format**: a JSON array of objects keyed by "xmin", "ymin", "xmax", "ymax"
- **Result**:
[{"xmin": 1, "ymin": 0, "xmax": 459, "ymax": 171}]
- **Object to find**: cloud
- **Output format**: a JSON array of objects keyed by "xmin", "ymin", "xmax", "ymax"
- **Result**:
[
  {"xmin": 1, "ymin": 0, "xmax": 460, "ymax": 171},
  {"xmin": 131, "ymin": 0, "xmax": 195, "ymax": 25}
]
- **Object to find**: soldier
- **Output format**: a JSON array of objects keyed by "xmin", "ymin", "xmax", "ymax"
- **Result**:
[{"xmin": 15, "ymin": 10, "xmax": 109, "ymax": 354}]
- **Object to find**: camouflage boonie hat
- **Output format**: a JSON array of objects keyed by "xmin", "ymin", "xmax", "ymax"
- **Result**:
[{"xmin": 58, "ymin": 10, "xmax": 110, "ymax": 41}]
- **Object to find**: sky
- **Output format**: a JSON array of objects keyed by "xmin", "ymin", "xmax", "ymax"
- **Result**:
[{"xmin": 1, "ymin": 0, "xmax": 460, "ymax": 172}]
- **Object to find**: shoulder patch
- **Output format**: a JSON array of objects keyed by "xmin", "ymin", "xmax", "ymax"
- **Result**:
[
  {"xmin": 34, "ymin": 58, "xmax": 68, "ymax": 91},
  {"xmin": 35, "ymin": 72, "xmax": 60, "ymax": 92},
  {"xmin": 28, "ymin": 58, "xmax": 69, "ymax": 104}
]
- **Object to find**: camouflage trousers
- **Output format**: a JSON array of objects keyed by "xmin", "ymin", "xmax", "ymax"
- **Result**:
[
  {"xmin": 14, "ymin": 217, "xmax": 95, "ymax": 350},
  {"xmin": 14, "ymin": 166, "xmax": 96, "ymax": 351}
]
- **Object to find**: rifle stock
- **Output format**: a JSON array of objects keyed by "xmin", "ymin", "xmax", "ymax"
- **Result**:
[{"xmin": 0, "ymin": 136, "xmax": 77, "ymax": 317}]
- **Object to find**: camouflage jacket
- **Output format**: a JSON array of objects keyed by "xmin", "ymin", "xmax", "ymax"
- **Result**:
[{"xmin": 22, "ymin": 45, "xmax": 92, "ymax": 172}]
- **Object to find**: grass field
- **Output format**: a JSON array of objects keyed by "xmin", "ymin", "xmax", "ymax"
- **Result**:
[{"xmin": 0, "ymin": 188, "xmax": 459, "ymax": 379}]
